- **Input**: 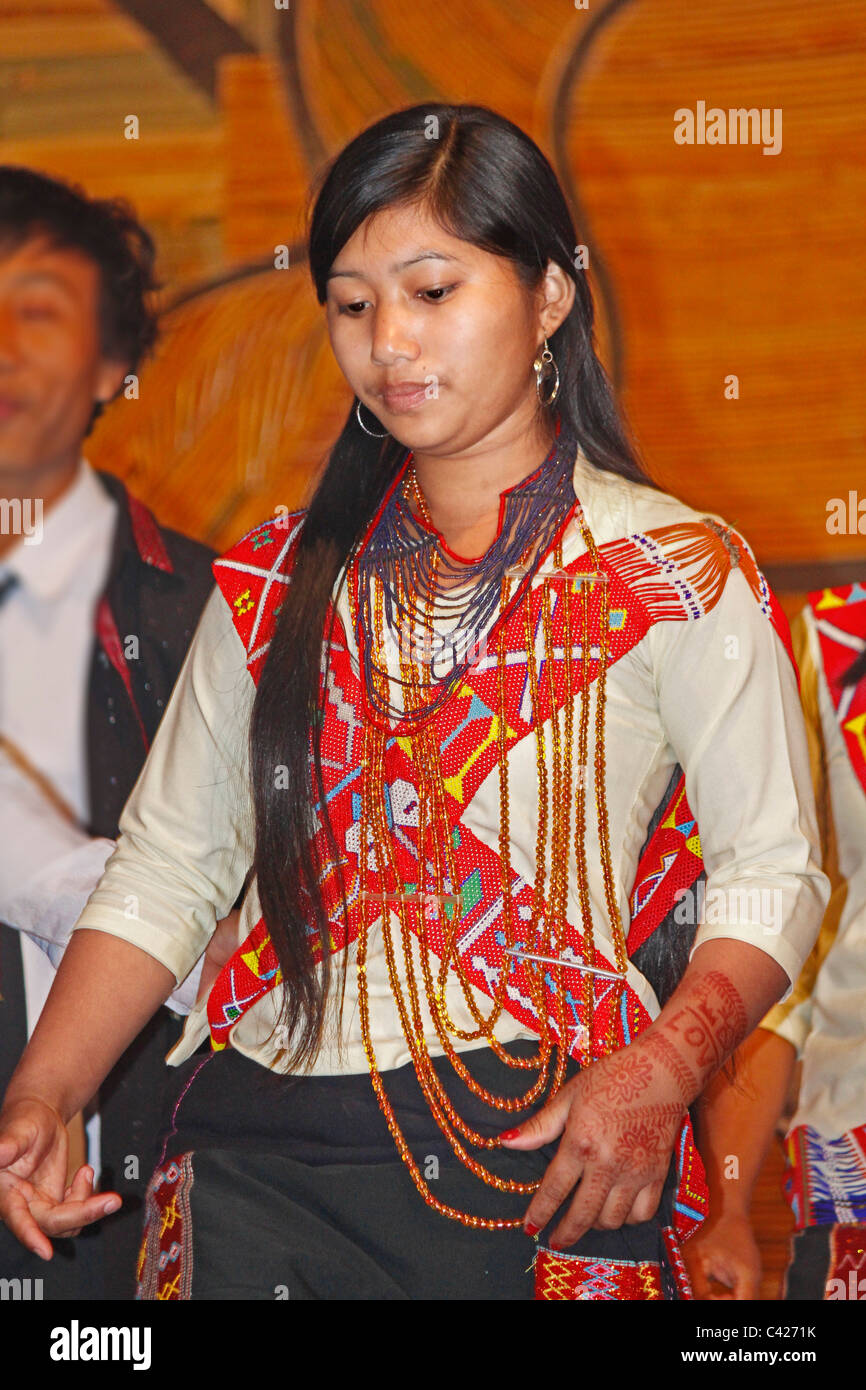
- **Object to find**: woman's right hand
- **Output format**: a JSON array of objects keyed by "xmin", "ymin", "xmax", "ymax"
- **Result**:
[{"xmin": 0, "ymin": 1097, "xmax": 121, "ymax": 1259}]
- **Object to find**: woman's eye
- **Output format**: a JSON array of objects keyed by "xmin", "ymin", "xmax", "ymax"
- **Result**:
[
  {"xmin": 336, "ymin": 285, "xmax": 456, "ymax": 315},
  {"xmin": 419, "ymin": 285, "xmax": 455, "ymax": 302}
]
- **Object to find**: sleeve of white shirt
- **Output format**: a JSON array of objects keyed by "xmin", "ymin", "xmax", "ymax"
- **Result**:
[
  {"xmin": 0, "ymin": 802, "xmax": 114, "ymax": 965},
  {"xmin": 70, "ymin": 583, "xmax": 256, "ymax": 986},
  {"xmin": 0, "ymin": 747, "xmax": 110, "ymax": 931},
  {"xmin": 0, "ymin": 724, "xmax": 204, "ymax": 1016},
  {"xmin": 647, "ymin": 562, "xmax": 830, "ymax": 993}
]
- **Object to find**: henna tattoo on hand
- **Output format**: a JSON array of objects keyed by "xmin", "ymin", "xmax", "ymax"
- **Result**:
[
  {"xmin": 597, "ymin": 1050, "xmax": 654, "ymax": 1104},
  {"xmin": 640, "ymin": 1031, "xmax": 699, "ymax": 1104},
  {"xmin": 535, "ymin": 1065, "xmax": 689, "ymax": 1236},
  {"xmin": 665, "ymin": 1008, "xmax": 724, "ymax": 1071},
  {"xmin": 606, "ymin": 1104, "xmax": 685, "ymax": 1179},
  {"xmin": 581, "ymin": 1093, "xmax": 685, "ymax": 1164},
  {"xmin": 615, "ymin": 1120, "xmax": 664, "ymax": 1166},
  {"xmin": 614, "ymin": 1102, "xmax": 685, "ymax": 1162},
  {"xmin": 660, "ymin": 970, "xmax": 748, "ymax": 1081},
  {"xmin": 703, "ymin": 970, "xmax": 749, "ymax": 1051}
]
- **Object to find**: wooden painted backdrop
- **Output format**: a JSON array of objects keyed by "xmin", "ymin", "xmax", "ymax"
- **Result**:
[
  {"xmin": 2, "ymin": 0, "xmax": 864, "ymax": 1296},
  {"xmin": 1, "ymin": 0, "xmax": 862, "ymax": 594}
]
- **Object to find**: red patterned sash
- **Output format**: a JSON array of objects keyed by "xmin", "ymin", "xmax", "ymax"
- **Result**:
[
  {"xmin": 204, "ymin": 502, "xmax": 795, "ymax": 1244},
  {"xmin": 810, "ymin": 583, "xmax": 866, "ymax": 798}
]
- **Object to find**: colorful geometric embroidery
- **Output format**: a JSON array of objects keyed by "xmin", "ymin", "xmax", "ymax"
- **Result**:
[
  {"xmin": 204, "ymin": 492, "xmax": 795, "ymax": 1249},
  {"xmin": 826, "ymin": 1224, "xmax": 866, "ymax": 1300},
  {"xmin": 784, "ymin": 1122, "xmax": 866, "ymax": 1228},
  {"xmin": 534, "ymin": 1225, "xmax": 692, "ymax": 1300},
  {"xmin": 135, "ymin": 1152, "xmax": 195, "ymax": 1301},
  {"xmin": 628, "ymin": 775, "xmax": 703, "ymax": 954},
  {"xmin": 674, "ymin": 1119, "xmax": 711, "ymax": 1232},
  {"xmin": 662, "ymin": 1222, "xmax": 695, "ymax": 1298},
  {"xmin": 811, "ymin": 584, "xmax": 866, "ymax": 798},
  {"xmin": 208, "ymin": 511, "xmax": 663, "ymax": 1062}
]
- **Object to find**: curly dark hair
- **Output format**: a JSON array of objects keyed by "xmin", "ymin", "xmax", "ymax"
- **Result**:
[{"xmin": 0, "ymin": 165, "xmax": 160, "ymax": 397}]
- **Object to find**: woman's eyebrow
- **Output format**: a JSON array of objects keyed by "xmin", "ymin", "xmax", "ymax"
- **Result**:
[{"xmin": 327, "ymin": 250, "xmax": 463, "ymax": 281}]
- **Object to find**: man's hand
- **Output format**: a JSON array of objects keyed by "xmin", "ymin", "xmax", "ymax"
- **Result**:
[
  {"xmin": 683, "ymin": 1210, "xmax": 762, "ymax": 1299},
  {"xmin": 500, "ymin": 1037, "xmax": 686, "ymax": 1247},
  {"xmin": 0, "ymin": 1098, "xmax": 121, "ymax": 1259}
]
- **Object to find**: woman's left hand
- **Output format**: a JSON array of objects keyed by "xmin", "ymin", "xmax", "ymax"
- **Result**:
[
  {"xmin": 195, "ymin": 908, "xmax": 242, "ymax": 1006},
  {"xmin": 499, "ymin": 1037, "xmax": 686, "ymax": 1248}
]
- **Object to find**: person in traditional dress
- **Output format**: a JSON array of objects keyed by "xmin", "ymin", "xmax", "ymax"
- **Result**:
[
  {"xmin": 0, "ymin": 104, "xmax": 829, "ymax": 1300},
  {"xmin": 684, "ymin": 590, "xmax": 866, "ymax": 1301}
]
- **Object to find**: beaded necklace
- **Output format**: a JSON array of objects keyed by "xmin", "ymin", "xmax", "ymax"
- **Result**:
[
  {"xmin": 355, "ymin": 432, "xmax": 579, "ymax": 724},
  {"xmin": 343, "ymin": 441, "xmax": 628, "ymax": 1229}
]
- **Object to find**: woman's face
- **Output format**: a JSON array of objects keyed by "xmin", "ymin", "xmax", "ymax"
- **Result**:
[{"xmin": 324, "ymin": 201, "xmax": 571, "ymax": 456}]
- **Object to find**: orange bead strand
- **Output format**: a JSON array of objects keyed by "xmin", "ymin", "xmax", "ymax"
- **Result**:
[{"xmin": 340, "ymin": 466, "xmax": 627, "ymax": 1227}]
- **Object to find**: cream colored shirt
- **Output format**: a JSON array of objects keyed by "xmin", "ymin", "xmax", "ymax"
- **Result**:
[
  {"xmin": 71, "ymin": 453, "xmax": 830, "ymax": 1075},
  {"xmin": 762, "ymin": 605, "xmax": 866, "ymax": 1137}
]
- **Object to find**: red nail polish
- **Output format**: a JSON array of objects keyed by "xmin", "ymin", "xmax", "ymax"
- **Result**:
[
  {"xmin": 524, "ymin": 1223, "xmax": 540, "ymax": 1237},
  {"xmin": 499, "ymin": 1128, "xmax": 522, "ymax": 1140}
]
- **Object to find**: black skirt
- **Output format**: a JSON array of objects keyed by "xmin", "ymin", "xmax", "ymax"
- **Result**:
[{"xmin": 135, "ymin": 1039, "xmax": 687, "ymax": 1300}]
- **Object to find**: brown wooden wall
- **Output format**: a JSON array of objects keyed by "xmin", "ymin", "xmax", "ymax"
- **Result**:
[{"xmin": 1, "ymin": 0, "xmax": 862, "ymax": 590}]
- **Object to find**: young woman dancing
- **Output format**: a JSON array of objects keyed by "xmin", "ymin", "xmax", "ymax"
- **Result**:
[{"xmin": 0, "ymin": 104, "xmax": 828, "ymax": 1300}]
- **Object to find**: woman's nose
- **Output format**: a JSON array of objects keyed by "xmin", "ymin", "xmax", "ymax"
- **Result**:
[{"xmin": 369, "ymin": 304, "xmax": 420, "ymax": 366}]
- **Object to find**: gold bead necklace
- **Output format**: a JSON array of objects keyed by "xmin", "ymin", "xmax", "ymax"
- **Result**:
[{"xmin": 344, "ymin": 464, "xmax": 627, "ymax": 1227}]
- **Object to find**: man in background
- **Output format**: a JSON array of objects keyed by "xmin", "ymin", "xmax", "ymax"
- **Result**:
[{"xmin": 0, "ymin": 166, "xmax": 235, "ymax": 1298}]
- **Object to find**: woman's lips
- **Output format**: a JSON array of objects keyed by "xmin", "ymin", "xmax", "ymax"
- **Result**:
[
  {"xmin": 379, "ymin": 384, "xmax": 431, "ymax": 412},
  {"xmin": 0, "ymin": 399, "xmax": 23, "ymax": 422}
]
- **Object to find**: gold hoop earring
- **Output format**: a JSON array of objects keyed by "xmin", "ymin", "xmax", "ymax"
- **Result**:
[
  {"xmin": 533, "ymin": 337, "xmax": 560, "ymax": 406},
  {"xmin": 355, "ymin": 399, "xmax": 389, "ymax": 437}
]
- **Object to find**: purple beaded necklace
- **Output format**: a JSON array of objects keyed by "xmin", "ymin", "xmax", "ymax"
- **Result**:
[{"xmin": 355, "ymin": 430, "xmax": 579, "ymax": 724}]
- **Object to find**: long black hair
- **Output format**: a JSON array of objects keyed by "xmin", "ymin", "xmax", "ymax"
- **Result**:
[{"xmin": 250, "ymin": 103, "xmax": 660, "ymax": 1070}]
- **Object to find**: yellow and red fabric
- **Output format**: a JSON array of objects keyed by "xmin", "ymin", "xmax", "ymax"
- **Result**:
[{"xmin": 203, "ymin": 484, "xmax": 796, "ymax": 1273}]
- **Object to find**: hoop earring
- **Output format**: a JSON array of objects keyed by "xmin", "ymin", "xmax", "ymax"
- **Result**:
[
  {"xmin": 533, "ymin": 337, "xmax": 560, "ymax": 406},
  {"xmin": 355, "ymin": 399, "xmax": 389, "ymax": 437}
]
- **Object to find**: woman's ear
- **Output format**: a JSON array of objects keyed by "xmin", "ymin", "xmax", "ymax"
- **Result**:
[{"xmin": 536, "ymin": 260, "xmax": 576, "ymax": 340}]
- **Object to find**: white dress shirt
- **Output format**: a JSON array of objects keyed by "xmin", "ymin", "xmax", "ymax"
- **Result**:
[
  {"xmin": 68, "ymin": 452, "xmax": 830, "ymax": 1078},
  {"xmin": 0, "ymin": 458, "xmax": 118, "ymax": 1168},
  {"xmin": 0, "ymin": 458, "xmax": 204, "ymax": 1151},
  {"xmin": 0, "ymin": 460, "xmax": 118, "ymax": 1029}
]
